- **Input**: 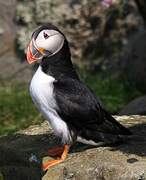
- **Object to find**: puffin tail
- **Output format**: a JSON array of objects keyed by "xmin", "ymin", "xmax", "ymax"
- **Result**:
[{"xmin": 103, "ymin": 109, "xmax": 132, "ymax": 136}]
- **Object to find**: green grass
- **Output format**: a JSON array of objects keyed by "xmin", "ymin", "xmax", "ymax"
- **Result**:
[
  {"xmin": 0, "ymin": 71, "xmax": 142, "ymax": 135},
  {"xmin": 0, "ymin": 83, "xmax": 43, "ymax": 135},
  {"xmin": 80, "ymin": 70, "xmax": 141, "ymax": 113}
]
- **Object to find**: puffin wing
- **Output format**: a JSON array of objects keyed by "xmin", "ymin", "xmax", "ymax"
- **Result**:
[{"xmin": 53, "ymin": 78, "xmax": 131, "ymax": 135}]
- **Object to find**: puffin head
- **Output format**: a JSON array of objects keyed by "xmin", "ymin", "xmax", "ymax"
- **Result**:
[{"xmin": 26, "ymin": 24, "xmax": 65, "ymax": 64}]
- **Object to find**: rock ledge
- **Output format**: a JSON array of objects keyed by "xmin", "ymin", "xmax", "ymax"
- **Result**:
[{"xmin": 0, "ymin": 115, "xmax": 146, "ymax": 180}]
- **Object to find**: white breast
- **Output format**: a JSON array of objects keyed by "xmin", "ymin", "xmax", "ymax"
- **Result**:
[{"xmin": 29, "ymin": 66, "xmax": 71, "ymax": 144}]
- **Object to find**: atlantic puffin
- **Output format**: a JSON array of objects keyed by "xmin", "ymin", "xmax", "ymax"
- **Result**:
[{"xmin": 26, "ymin": 23, "xmax": 131, "ymax": 171}]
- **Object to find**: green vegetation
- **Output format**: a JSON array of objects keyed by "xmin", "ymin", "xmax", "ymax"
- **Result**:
[
  {"xmin": 80, "ymin": 70, "xmax": 142, "ymax": 113},
  {"xmin": 0, "ymin": 72, "xmax": 142, "ymax": 135},
  {"xmin": 0, "ymin": 83, "xmax": 43, "ymax": 135}
]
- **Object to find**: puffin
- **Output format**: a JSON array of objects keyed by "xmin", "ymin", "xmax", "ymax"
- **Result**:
[{"xmin": 26, "ymin": 23, "xmax": 132, "ymax": 171}]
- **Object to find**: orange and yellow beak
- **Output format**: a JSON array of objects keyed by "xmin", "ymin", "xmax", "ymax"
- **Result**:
[{"xmin": 26, "ymin": 39, "xmax": 45, "ymax": 64}]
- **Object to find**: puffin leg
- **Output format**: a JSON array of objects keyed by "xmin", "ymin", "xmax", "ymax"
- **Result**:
[
  {"xmin": 42, "ymin": 145, "xmax": 70, "ymax": 171},
  {"xmin": 47, "ymin": 146, "xmax": 65, "ymax": 157}
]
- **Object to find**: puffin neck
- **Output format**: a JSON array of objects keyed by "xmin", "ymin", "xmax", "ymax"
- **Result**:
[{"xmin": 40, "ymin": 40, "xmax": 79, "ymax": 80}]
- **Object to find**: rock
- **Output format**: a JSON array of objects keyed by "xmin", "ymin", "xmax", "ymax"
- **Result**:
[
  {"xmin": 119, "ymin": 96, "xmax": 146, "ymax": 115},
  {"xmin": 0, "ymin": 122, "xmax": 54, "ymax": 180},
  {"xmin": 0, "ymin": 0, "xmax": 32, "ymax": 84},
  {"xmin": 0, "ymin": 51, "xmax": 32, "ymax": 84},
  {"xmin": 0, "ymin": 1, "xmax": 16, "ymax": 54},
  {"xmin": 124, "ymin": 31, "xmax": 146, "ymax": 92},
  {"xmin": 1, "ymin": 116, "xmax": 146, "ymax": 179},
  {"xmin": 16, "ymin": 0, "xmax": 143, "ymax": 69}
]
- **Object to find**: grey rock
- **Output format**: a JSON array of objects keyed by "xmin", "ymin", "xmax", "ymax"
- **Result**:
[
  {"xmin": 0, "ymin": 0, "xmax": 16, "ymax": 54},
  {"xmin": 124, "ymin": 31, "xmax": 146, "ymax": 92},
  {"xmin": 0, "ymin": 0, "xmax": 32, "ymax": 84},
  {"xmin": 0, "ymin": 51, "xmax": 32, "ymax": 84},
  {"xmin": 1, "ymin": 116, "xmax": 146, "ymax": 179},
  {"xmin": 119, "ymin": 96, "xmax": 146, "ymax": 115}
]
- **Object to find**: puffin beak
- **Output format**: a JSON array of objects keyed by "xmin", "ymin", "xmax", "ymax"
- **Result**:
[
  {"xmin": 26, "ymin": 40, "xmax": 44, "ymax": 64},
  {"xmin": 27, "ymin": 42, "xmax": 38, "ymax": 64}
]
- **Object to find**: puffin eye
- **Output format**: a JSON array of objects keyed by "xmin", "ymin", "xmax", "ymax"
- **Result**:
[{"xmin": 43, "ymin": 32, "xmax": 49, "ymax": 39}]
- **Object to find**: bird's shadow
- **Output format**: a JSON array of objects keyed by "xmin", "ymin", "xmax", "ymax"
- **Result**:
[
  {"xmin": 0, "ymin": 123, "xmax": 146, "ymax": 179},
  {"xmin": 0, "ymin": 132, "xmax": 90, "ymax": 179},
  {"xmin": 111, "ymin": 123, "xmax": 146, "ymax": 156},
  {"xmin": 0, "ymin": 133, "xmax": 56, "ymax": 180}
]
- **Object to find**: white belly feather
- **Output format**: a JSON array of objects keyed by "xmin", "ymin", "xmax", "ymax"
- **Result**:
[{"xmin": 29, "ymin": 66, "xmax": 71, "ymax": 143}]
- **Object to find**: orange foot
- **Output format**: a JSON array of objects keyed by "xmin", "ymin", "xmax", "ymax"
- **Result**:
[
  {"xmin": 47, "ymin": 146, "xmax": 65, "ymax": 157},
  {"xmin": 42, "ymin": 145, "xmax": 70, "ymax": 171}
]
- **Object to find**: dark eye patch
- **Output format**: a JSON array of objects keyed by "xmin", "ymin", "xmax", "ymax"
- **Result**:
[{"xmin": 43, "ymin": 32, "xmax": 49, "ymax": 39}]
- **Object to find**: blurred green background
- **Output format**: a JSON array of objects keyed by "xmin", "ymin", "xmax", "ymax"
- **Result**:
[{"xmin": 0, "ymin": 0, "xmax": 146, "ymax": 135}]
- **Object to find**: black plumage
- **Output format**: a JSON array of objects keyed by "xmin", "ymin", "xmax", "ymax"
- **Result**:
[
  {"xmin": 27, "ymin": 23, "xmax": 132, "ymax": 170},
  {"xmin": 37, "ymin": 23, "xmax": 132, "ymax": 145},
  {"xmin": 29, "ymin": 23, "xmax": 132, "ymax": 147},
  {"xmin": 54, "ymin": 78, "xmax": 131, "ymax": 144}
]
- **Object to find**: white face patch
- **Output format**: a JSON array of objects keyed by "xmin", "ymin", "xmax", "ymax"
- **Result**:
[{"xmin": 35, "ymin": 29, "xmax": 64, "ymax": 55}]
